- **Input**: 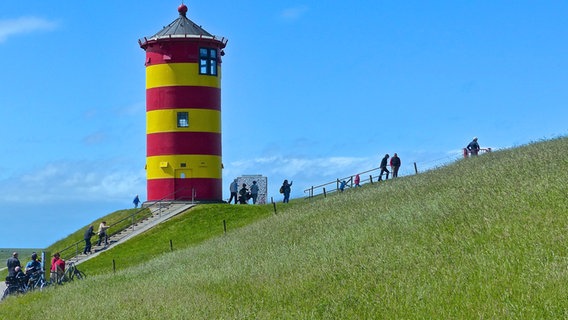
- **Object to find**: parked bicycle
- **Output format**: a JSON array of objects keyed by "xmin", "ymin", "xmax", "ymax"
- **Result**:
[
  {"xmin": 60, "ymin": 262, "xmax": 86, "ymax": 283},
  {"xmin": 1, "ymin": 274, "xmax": 29, "ymax": 301},
  {"xmin": 27, "ymin": 270, "xmax": 48, "ymax": 291}
]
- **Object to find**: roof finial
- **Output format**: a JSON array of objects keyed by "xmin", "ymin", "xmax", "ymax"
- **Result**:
[{"xmin": 178, "ymin": 3, "xmax": 188, "ymax": 17}]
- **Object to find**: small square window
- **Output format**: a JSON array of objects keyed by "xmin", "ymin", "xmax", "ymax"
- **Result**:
[{"xmin": 177, "ymin": 112, "xmax": 189, "ymax": 128}]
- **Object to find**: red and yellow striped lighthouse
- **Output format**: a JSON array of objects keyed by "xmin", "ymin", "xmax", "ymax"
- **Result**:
[{"xmin": 139, "ymin": 4, "xmax": 227, "ymax": 202}]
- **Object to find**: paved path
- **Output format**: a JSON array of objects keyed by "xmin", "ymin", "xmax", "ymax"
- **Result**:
[{"xmin": 67, "ymin": 202, "xmax": 195, "ymax": 265}]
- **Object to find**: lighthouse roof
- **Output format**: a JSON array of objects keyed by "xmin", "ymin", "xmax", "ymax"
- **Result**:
[
  {"xmin": 145, "ymin": 4, "xmax": 221, "ymax": 40},
  {"xmin": 139, "ymin": 4, "xmax": 228, "ymax": 48}
]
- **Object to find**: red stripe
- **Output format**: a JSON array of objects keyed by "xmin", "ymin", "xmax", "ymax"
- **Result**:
[
  {"xmin": 147, "ymin": 178, "xmax": 222, "ymax": 201},
  {"xmin": 147, "ymin": 86, "xmax": 221, "ymax": 111},
  {"xmin": 143, "ymin": 38, "xmax": 225, "ymax": 65},
  {"xmin": 147, "ymin": 132, "xmax": 221, "ymax": 156}
]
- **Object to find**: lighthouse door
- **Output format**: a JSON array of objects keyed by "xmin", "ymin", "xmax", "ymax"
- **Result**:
[{"xmin": 175, "ymin": 169, "xmax": 193, "ymax": 201}]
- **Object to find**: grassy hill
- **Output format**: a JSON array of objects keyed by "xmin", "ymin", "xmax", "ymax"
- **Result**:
[{"xmin": 1, "ymin": 137, "xmax": 567, "ymax": 319}]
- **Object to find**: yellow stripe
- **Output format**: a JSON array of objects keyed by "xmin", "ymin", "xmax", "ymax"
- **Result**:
[
  {"xmin": 146, "ymin": 63, "xmax": 221, "ymax": 89},
  {"xmin": 147, "ymin": 109, "xmax": 221, "ymax": 134},
  {"xmin": 147, "ymin": 155, "xmax": 222, "ymax": 179}
]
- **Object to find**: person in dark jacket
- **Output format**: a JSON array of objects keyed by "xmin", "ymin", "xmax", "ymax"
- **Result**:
[
  {"xmin": 228, "ymin": 179, "xmax": 238, "ymax": 204},
  {"xmin": 133, "ymin": 195, "xmax": 141, "ymax": 208},
  {"xmin": 390, "ymin": 153, "xmax": 401, "ymax": 178},
  {"xmin": 250, "ymin": 181, "xmax": 260, "ymax": 204},
  {"xmin": 282, "ymin": 180, "xmax": 293, "ymax": 203},
  {"xmin": 238, "ymin": 183, "xmax": 249, "ymax": 204},
  {"xmin": 379, "ymin": 154, "xmax": 390, "ymax": 181},
  {"xmin": 6, "ymin": 252, "xmax": 21, "ymax": 277},
  {"xmin": 467, "ymin": 137, "xmax": 480, "ymax": 156},
  {"xmin": 83, "ymin": 225, "xmax": 95, "ymax": 254}
]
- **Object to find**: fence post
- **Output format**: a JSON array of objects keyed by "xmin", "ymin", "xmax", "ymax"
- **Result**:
[
  {"xmin": 370, "ymin": 175, "xmax": 373, "ymax": 184},
  {"xmin": 170, "ymin": 239, "xmax": 173, "ymax": 251},
  {"xmin": 414, "ymin": 162, "xmax": 418, "ymax": 174},
  {"xmin": 323, "ymin": 187, "xmax": 327, "ymax": 198},
  {"xmin": 223, "ymin": 220, "xmax": 227, "ymax": 234},
  {"xmin": 112, "ymin": 259, "xmax": 116, "ymax": 273},
  {"xmin": 311, "ymin": 186, "xmax": 314, "ymax": 198},
  {"xmin": 272, "ymin": 201, "xmax": 277, "ymax": 215}
]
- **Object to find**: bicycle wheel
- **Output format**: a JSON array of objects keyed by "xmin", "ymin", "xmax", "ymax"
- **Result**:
[
  {"xmin": 75, "ymin": 270, "xmax": 86, "ymax": 280},
  {"xmin": 1, "ymin": 287, "xmax": 9, "ymax": 301}
]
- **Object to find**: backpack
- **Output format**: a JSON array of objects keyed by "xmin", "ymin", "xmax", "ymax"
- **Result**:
[{"xmin": 279, "ymin": 186, "xmax": 284, "ymax": 194}]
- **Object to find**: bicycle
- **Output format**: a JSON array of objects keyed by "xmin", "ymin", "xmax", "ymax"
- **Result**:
[
  {"xmin": 27, "ymin": 270, "xmax": 48, "ymax": 291},
  {"xmin": 1, "ymin": 275, "xmax": 28, "ymax": 301},
  {"xmin": 61, "ymin": 262, "xmax": 86, "ymax": 283}
]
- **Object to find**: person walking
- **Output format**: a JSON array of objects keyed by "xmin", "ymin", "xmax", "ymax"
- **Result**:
[
  {"xmin": 390, "ymin": 153, "xmax": 401, "ymax": 178},
  {"xmin": 379, "ymin": 154, "xmax": 390, "ymax": 181},
  {"xmin": 281, "ymin": 180, "xmax": 293, "ymax": 203},
  {"xmin": 6, "ymin": 252, "xmax": 21, "ymax": 277},
  {"xmin": 228, "ymin": 179, "xmax": 238, "ymax": 204},
  {"xmin": 354, "ymin": 174, "xmax": 361, "ymax": 187},
  {"xmin": 97, "ymin": 221, "xmax": 110, "ymax": 247},
  {"xmin": 83, "ymin": 225, "xmax": 95, "ymax": 254},
  {"xmin": 467, "ymin": 137, "xmax": 480, "ymax": 156},
  {"xmin": 133, "ymin": 195, "xmax": 141, "ymax": 208},
  {"xmin": 250, "ymin": 181, "xmax": 259, "ymax": 204},
  {"xmin": 339, "ymin": 180, "xmax": 347, "ymax": 192}
]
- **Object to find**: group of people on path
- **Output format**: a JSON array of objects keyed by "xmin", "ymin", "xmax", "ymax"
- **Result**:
[
  {"xmin": 228, "ymin": 179, "xmax": 293, "ymax": 204},
  {"xmin": 226, "ymin": 137, "xmax": 481, "ymax": 203},
  {"xmin": 378, "ymin": 153, "xmax": 402, "ymax": 181},
  {"xmin": 82, "ymin": 221, "xmax": 110, "ymax": 255},
  {"xmin": 6, "ymin": 251, "xmax": 64, "ymax": 285},
  {"xmin": 228, "ymin": 179, "xmax": 261, "ymax": 204}
]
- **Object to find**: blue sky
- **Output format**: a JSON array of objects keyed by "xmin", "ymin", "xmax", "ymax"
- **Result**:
[{"xmin": 1, "ymin": 1, "xmax": 566, "ymax": 248}]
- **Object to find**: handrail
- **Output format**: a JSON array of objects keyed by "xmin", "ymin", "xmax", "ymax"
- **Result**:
[
  {"xmin": 56, "ymin": 188, "xmax": 194, "ymax": 262},
  {"xmin": 304, "ymin": 167, "xmax": 389, "ymax": 198}
]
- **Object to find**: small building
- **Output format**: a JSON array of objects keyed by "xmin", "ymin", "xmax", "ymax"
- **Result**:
[{"xmin": 237, "ymin": 175, "xmax": 268, "ymax": 204}]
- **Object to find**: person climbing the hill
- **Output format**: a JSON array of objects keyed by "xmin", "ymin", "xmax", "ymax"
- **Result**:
[
  {"xmin": 339, "ymin": 180, "xmax": 347, "ymax": 192},
  {"xmin": 281, "ymin": 180, "xmax": 293, "ymax": 203},
  {"xmin": 133, "ymin": 195, "xmax": 141, "ymax": 208},
  {"xmin": 467, "ymin": 137, "xmax": 480, "ymax": 156},
  {"xmin": 379, "ymin": 154, "xmax": 390, "ymax": 181},
  {"xmin": 228, "ymin": 179, "xmax": 238, "ymax": 204},
  {"xmin": 390, "ymin": 153, "xmax": 401, "ymax": 178},
  {"xmin": 97, "ymin": 221, "xmax": 110, "ymax": 247},
  {"xmin": 83, "ymin": 225, "xmax": 95, "ymax": 255},
  {"xmin": 354, "ymin": 174, "xmax": 361, "ymax": 187}
]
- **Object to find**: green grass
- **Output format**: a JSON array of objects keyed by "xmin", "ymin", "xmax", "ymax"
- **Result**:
[{"xmin": 1, "ymin": 137, "xmax": 568, "ymax": 319}]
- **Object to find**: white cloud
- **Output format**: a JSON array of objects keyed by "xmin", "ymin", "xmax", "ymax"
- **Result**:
[
  {"xmin": 0, "ymin": 160, "xmax": 145, "ymax": 204},
  {"xmin": 279, "ymin": 5, "xmax": 309, "ymax": 21},
  {"xmin": 0, "ymin": 17, "xmax": 58, "ymax": 43}
]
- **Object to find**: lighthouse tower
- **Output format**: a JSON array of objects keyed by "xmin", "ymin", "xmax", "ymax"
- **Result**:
[{"xmin": 139, "ymin": 4, "xmax": 227, "ymax": 202}]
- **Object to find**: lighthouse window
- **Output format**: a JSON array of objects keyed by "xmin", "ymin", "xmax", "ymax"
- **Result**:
[
  {"xmin": 199, "ymin": 48, "xmax": 217, "ymax": 76},
  {"xmin": 177, "ymin": 112, "xmax": 189, "ymax": 128}
]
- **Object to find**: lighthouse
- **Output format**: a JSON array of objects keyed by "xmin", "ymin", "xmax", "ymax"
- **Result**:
[{"xmin": 139, "ymin": 4, "xmax": 228, "ymax": 202}]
